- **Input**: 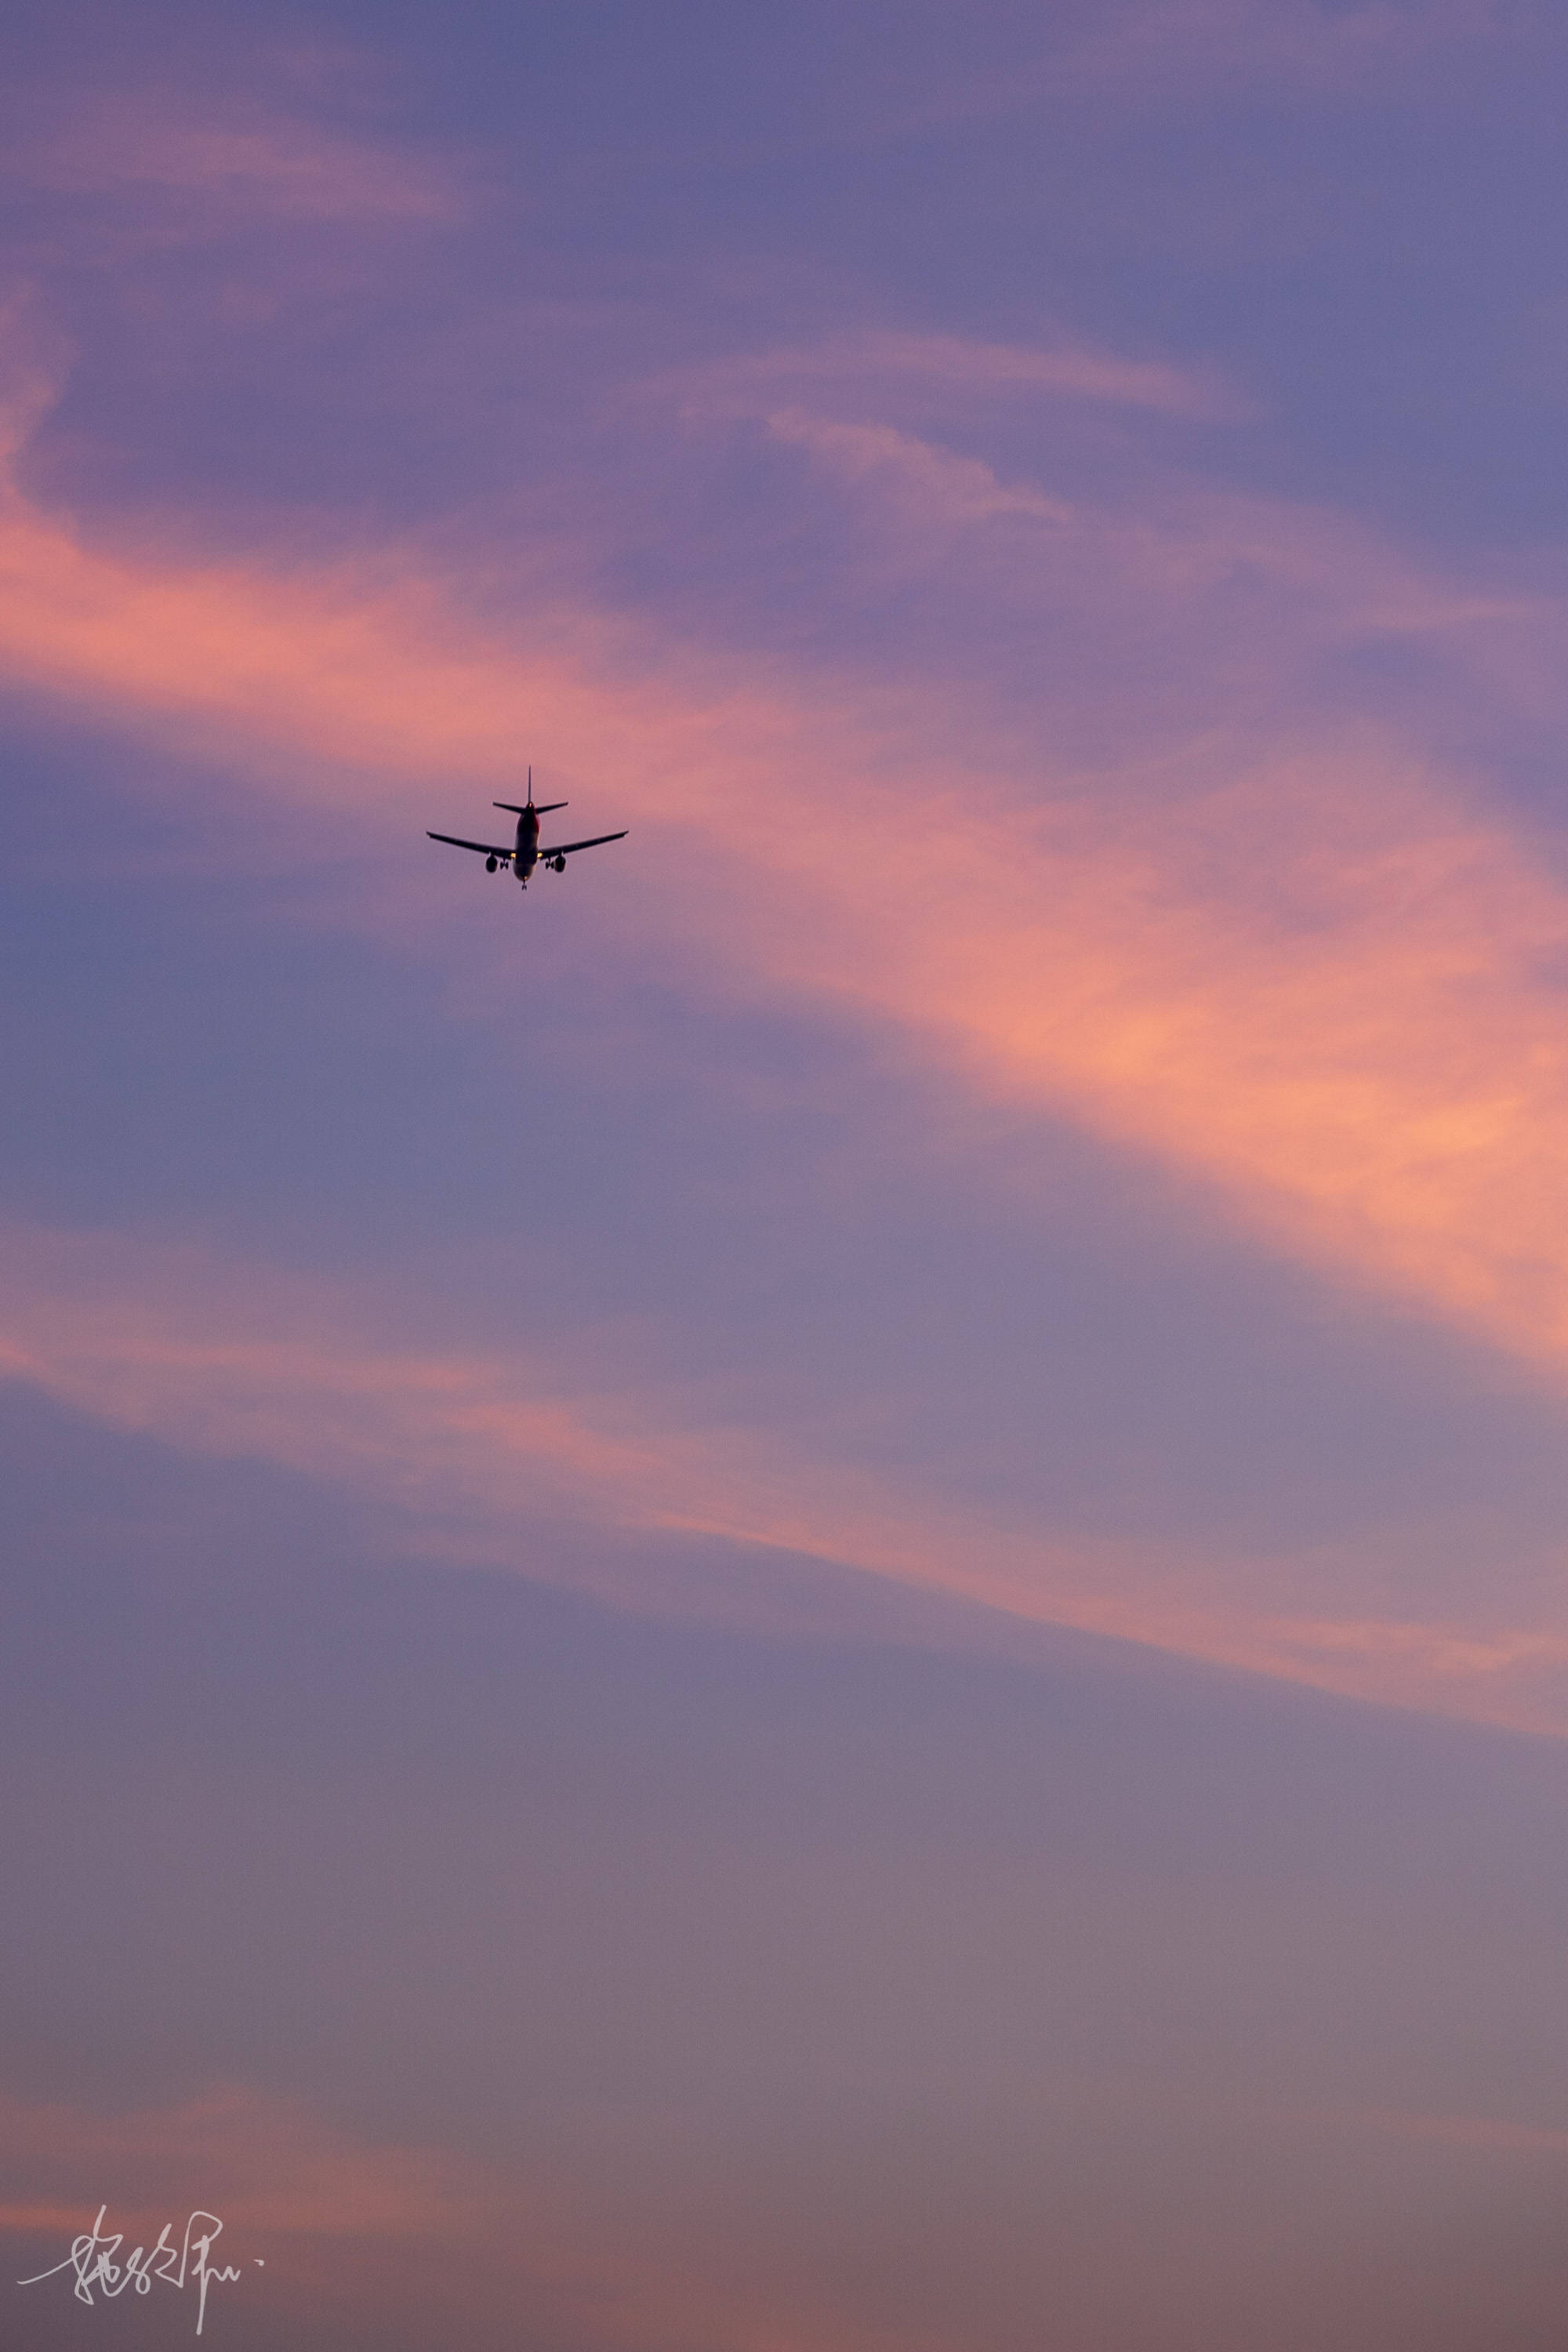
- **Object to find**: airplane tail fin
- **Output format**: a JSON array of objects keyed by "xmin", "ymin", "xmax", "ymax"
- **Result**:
[{"xmin": 495, "ymin": 765, "xmax": 566, "ymax": 816}]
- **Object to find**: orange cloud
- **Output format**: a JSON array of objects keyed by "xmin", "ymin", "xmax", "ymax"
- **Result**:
[{"xmin": 9, "ymin": 342, "xmax": 1568, "ymax": 1720}]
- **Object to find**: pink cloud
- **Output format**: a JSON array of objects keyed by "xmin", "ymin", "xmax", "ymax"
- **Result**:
[
  {"xmin": 12, "ymin": 89, "xmax": 466, "ymax": 224},
  {"xmin": 0, "ymin": 2085, "xmax": 956, "ymax": 2352},
  {"xmin": 666, "ymin": 328, "xmax": 1246, "ymax": 423},
  {"xmin": 1058, "ymin": 0, "xmax": 1512, "ymax": 93},
  {"xmin": 757, "ymin": 401, "xmax": 1526, "ymax": 632},
  {"xmin": 0, "ymin": 2085, "xmax": 493, "ymax": 2239},
  {"xmin": 912, "ymin": 0, "xmax": 1530, "ymax": 129},
  {"xmin": 7, "ymin": 1218, "xmax": 1568, "ymax": 1733},
  {"xmin": 0, "ymin": 358, "xmax": 1563, "ymax": 1419},
  {"xmin": 5, "ymin": 345, "xmax": 1568, "ymax": 1722}
]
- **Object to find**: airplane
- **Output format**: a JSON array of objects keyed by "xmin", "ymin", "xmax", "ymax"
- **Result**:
[{"xmin": 426, "ymin": 770, "xmax": 627, "ymax": 890}]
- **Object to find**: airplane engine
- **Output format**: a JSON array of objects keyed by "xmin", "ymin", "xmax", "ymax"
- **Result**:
[
  {"xmin": 552, "ymin": 854, "xmax": 566, "ymax": 872},
  {"xmin": 485, "ymin": 855, "xmax": 498, "ymax": 873}
]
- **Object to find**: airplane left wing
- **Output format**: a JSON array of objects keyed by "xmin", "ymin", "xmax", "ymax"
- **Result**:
[
  {"xmin": 539, "ymin": 831, "xmax": 628, "ymax": 857},
  {"xmin": 427, "ymin": 831, "xmax": 514, "ymax": 858}
]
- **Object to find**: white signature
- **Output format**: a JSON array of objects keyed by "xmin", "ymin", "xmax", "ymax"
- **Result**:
[{"xmin": 18, "ymin": 2205, "xmax": 262, "ymax": 2336}]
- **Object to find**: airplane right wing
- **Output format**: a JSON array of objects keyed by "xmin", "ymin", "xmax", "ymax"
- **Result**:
[
  {"xmin": 538, "ymin": 831, "xmax": 629, "ymax": 858},
  {"xmin": 427, "ymin": 832, "xmax": 514, "ymax": 858}
]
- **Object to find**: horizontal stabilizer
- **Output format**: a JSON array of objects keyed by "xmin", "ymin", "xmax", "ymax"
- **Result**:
[{"xmin": 494, "ymin": 801, "xmax": 567, "ymax": 815}]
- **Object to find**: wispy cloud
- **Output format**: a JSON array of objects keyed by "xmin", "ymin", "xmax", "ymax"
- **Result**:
[
  {"xmin": 0, "ymin": 2083, "xmax": 961, "ymax": 2352},
  {"xmin": 666, "ymin": 327, "xmax": 1246, "ymax": 423},
  {"xmin": 910, "ymin": 0, "xmax": 1534, "ymax": 129},
  {"xmin": 9, "ymin": 89, "xmax": 467, "ymax": 225},
  {"xmin": 1057, "ymin": 0, "xmax": 1514, "ymax": 94},
  {"xmin": 7, "ymin": 1218, "xmax": 1568, "ymax": 1730},
  {"xmin": 757, "ymin": 401, "xmax": 1523, "ymax": 630},
  {"xmin": 1352, "ymin": 2103, "xmax": 1568, "ymax": 2157},
  {"xmin": 0, "ymin": 2085, "xmax": 492, "ymax": 2239}
]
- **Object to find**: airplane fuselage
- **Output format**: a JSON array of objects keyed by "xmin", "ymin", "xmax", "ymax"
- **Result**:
[
  {"xmin": 506, "ymin": 798, "xmax": 569, "ymax": 885},
  {"xmin": 514, "ymin": 804, "xmax": 539, "ymax": 884}
]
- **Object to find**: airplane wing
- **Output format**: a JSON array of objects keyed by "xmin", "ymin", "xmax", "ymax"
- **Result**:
[
  {"xmin": 426, "ymin": 831, "xmax": 514, "ymax": 858},
  {"xmin": 539, "ymin": 831, "xmax": 628, "ymax": 858}
]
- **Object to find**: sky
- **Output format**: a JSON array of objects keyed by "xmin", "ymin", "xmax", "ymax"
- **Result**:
[{"xmin": 6, "ymin": 1, "xmax": 1568, "ymax": 2344}]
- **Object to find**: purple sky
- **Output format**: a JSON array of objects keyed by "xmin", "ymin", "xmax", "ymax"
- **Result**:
[{"xmin": 7, "ymin": 4, "xmax": 1568, "ymax": 2345}]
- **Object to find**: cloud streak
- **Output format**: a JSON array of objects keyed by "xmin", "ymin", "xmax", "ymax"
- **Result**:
[
  {"xmin": 8, "ymin": 329, "xmax": 1568, "ymax": 1721},
  {"xmin": 923, "ymin": 0, "xmax": 1533, "ymax": 128},
  {"xmin": 9, "ymin": 89, "xmax": 467, "ymax": 223},
  {"xmin": 667, "ymin": 327, "xmax": 1247, "ymax": 423},
  {"xmin": 7, "ymin": 1218, "xmax": 1568, "ymax": 1731},
  {"xmin": 0, "ymin": 2080, "xmax": 972, "ymax": 2352},
  {"xmin": 4, "ymin": 359, "xmax": 1566, "ymax": 1375}
]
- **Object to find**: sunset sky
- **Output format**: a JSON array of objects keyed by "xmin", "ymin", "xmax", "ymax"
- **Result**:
[{"xmin": 8, "ymin": 3, "xmax": 1568, "ymax": 2346}]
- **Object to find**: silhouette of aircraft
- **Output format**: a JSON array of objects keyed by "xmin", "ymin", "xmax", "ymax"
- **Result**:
[{"xmin": 427, "ymin": 771, "xmax": 626, "ymax": 890}]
